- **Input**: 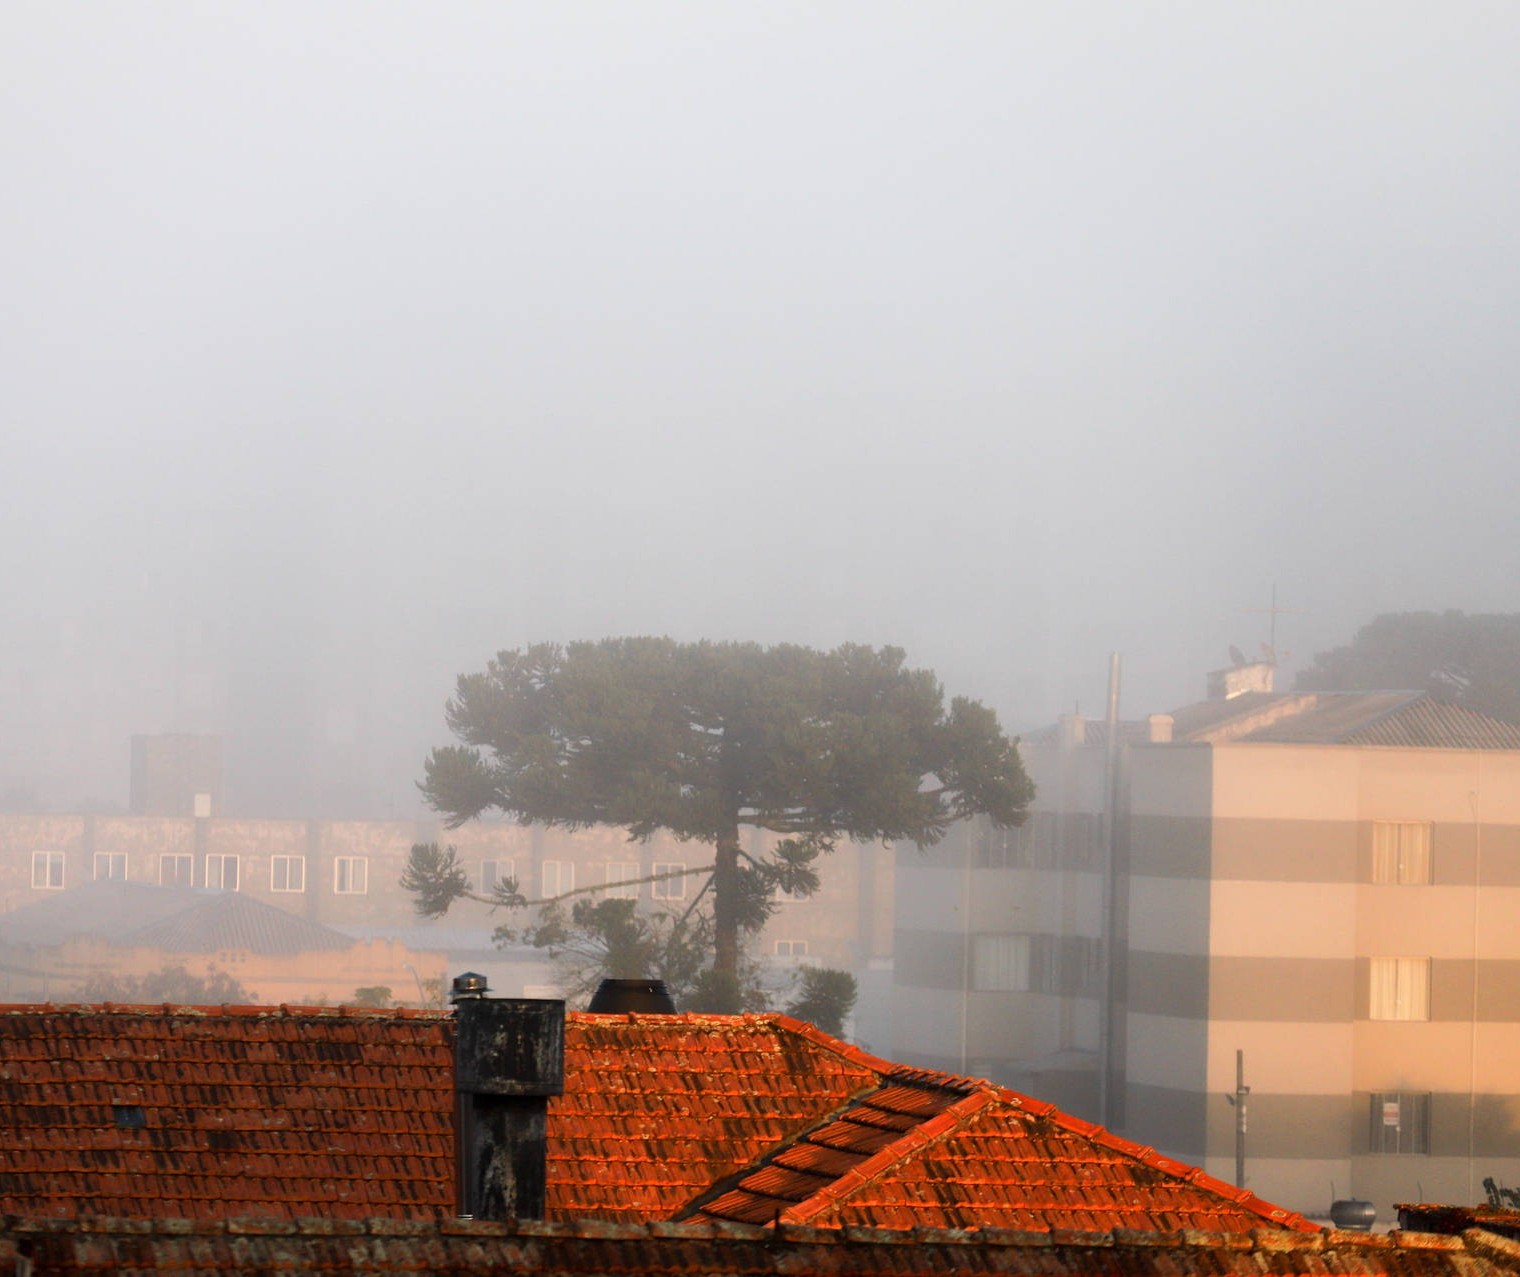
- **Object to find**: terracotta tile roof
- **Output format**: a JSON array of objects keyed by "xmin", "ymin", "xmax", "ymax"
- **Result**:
[
  {"xmin": 1399, "ymin": 1204, "xmax": 1520, "ymax": 1242},
  {"xmin": 686, "ymin": 1063, "xmax": 1302, "ymax": 1233},
  {"xmin": 0, "ymin": 1003, "xmax": 1311, "ymax": 1234},
  {"xmin": 0, "ymin": 1003, "xmax": 456, "ymax": 1221},
  {"xmin": 5, "ymin": 1216, "xmax": 1519, "ymax": 1277},
  {"xmin": 545, "ymin": 1011, "xmax": 882, "ymax": 1221}
]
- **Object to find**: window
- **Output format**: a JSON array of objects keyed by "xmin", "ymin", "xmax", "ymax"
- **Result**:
[
  {"xmin": 270, "ymin": 855, "xmax": 305, "ymax": 893},
  {"xmin": 603, "ymin": 861, "xmax": 640, "ymax": 899},
  {"xmin": 774, "ymin": 939, "xmax": 809, "ymax": 958},
  {"xmin": 1369, "ymin": 1091, "xmax": 1431, "ymax": 1154},
  {"xmin": 1370, "ymin": 957, "xmax": 1430, "ymax": 1021},
  {"xmin": 1061, "ymin": 812, "xmax": 1103, "ymax": 868},
  {"xmin": 334, "ymin": 856, "xmax": 368, "ymax": 894},
  {"xmin": 541, "ymin": 860, "xmax": 574, "ymax": 898},
  {"xmin": 480, "ymin": 859, "xmax": 514, "ymax": 896},
  {"xmin": 650, "ymin": 861, "xmax": 686, "ymax": 901},
  {"xmin": 159, "ymin": 854, "xmax": 193, "ymax": 887},
  {"xmin": 31, "ymin": 851, "xmax": 64, "ymax": 890},
  {"xmin": 1373, "ymin": 821, "xmax": 1433, "ymax": 884},
  {"xmin": 205, "ymin": 854, "xmax": 239, "ymax": 891},
  {"xmin": 1039, "ymin": 934, "xmax": 1103, "ymax": 996},
  {"xmin": 93, "ymin": 852, "xmax": 127, "ymax": 881},
  {"xmin": 971, "ymin": 934, "xmax": 1032, "ymax": 991},
  {"xmin": 976, "ymin": 821, "xmax": 1032, "ymax": 869}
]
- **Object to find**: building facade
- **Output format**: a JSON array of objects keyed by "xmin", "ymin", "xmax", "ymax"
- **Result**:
[
  {"xmin": 0, "ymin": 812, "xmax": 894, "ymax": 1007},
  {"xmin": 892, "ymin": 665, "xmax": 1520, "ymax": 1221}
]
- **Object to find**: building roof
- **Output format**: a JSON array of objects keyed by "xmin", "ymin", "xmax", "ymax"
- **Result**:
[
  {"xmin": 0, "ymin": 1003, "xmax": 1311, "ymax": 1234},
  {"xmin": 1182, "ymin": 691, "xmax": 1520, "ymax": 748},
  {"xmin": 0, "ymin": 880, "xmax": 355, "ymax": 955},
  {"xmin": 4, "ymin": 1215, "xmax": 1519, "ymax": 1277},
  {"xmin": 1400, "ymin": 1204, "xmax": 1520, "ymax": 1242}
]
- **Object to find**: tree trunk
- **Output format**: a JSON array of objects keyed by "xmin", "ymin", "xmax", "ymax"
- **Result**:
[{"xmin": 711, "ymin": 823, "xmax": 742, "ymax": 981}]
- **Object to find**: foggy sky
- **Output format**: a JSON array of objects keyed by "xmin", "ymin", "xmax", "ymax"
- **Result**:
[{"xmin": 5, "ymin": 3, "xmax": 1519, "ymax": 815}]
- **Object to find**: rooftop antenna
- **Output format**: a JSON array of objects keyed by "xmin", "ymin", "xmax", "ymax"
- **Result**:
[{"xmin": 1244, "ymin": 585, "xmax": 1304, "ymax": 663}]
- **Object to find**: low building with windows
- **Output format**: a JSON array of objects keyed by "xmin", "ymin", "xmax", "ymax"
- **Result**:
[
  {"xmin": 0, "ymin": 813, "xmax": 893, "ymax": 1018},
  {"xmin": 892, "ymin": 662, "xmax": 1520, "ymax": 1223},
  {"xmin": 0, "ymin": 878, "xmax": 446, "ymax": 1005}
]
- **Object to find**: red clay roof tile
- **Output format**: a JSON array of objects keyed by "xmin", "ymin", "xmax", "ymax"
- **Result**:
[
  {"xmin": 8, "ymin": 1216, "xmax": 1520, "ymax": 1277},
  {"xmin": 0, "ymin": 1002, "xmax": 1313, "ymax": 1235}
]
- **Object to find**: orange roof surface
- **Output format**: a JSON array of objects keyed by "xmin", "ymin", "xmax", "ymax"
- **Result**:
[
  {"xmin": 6, "ymin": 1217, "xmax": 1520, "ymax": 1277},
  {"xmin": 0, "ymin": 1003, "xmax": 1311, "ymax": 1234}
]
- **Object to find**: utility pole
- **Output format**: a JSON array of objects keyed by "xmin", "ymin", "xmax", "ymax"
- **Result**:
[
  {"xmin": 1229, "ymin": 1049, "xmax": 1250, "ymax": 1188},
  {"xmin": 1098, "ymin": 653, "xmax": 1121, "ymax": 1129}
]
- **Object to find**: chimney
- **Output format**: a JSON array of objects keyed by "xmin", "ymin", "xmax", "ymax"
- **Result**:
[
  {"xmin": 451, "ymin": 973, "xmax": 565, "ymax": 1221},
  {"xmin": 1057, "ymin": 713, "xmax": 1086, "ymax": 748},
  {"xmin": 1146, "ymin": 714, "xmax": 1174, "ymax": 744},
  {"xmin": 1206, "ymin": 662, "xmax": 1275, "ymax": 701},
  {"xmin": 587, "ymin": 978, "xmax": 677, "ymax": 1014}
]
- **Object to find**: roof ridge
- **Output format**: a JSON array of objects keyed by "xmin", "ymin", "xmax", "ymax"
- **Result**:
[
  {"xmin": 0, "ymin": 1001, "xmax": 447, "ymax": 1020},
  {"xmin": 768, "ymin": 1014, "xmax": 904, "ymax": 1078}
]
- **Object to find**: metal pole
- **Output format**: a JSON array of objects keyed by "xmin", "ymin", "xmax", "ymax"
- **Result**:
[
  {"xmin": 1098, "ymin": 653, "xmax": 1121, "ymax": 1128},
  {"xmin": 1235, "ymin": 1048, "xmax": 1250, "ymax": 1188}
]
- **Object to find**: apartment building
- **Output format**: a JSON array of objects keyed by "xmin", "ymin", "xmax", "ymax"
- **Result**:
[{"xmin": 893, "ymin": 662, "xmax": 1520, "ymax": 1222}]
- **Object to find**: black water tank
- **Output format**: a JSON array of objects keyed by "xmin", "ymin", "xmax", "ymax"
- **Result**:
[{"xmin": 587, "ymin": 978, "xmax": 677, "ymax": 1014}]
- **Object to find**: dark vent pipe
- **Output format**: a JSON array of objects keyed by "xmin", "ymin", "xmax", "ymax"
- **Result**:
[
  {"xmin": 587, "ymin": 978, "xmax": 677, "ymax": 1014},
  {"xmin": 451, "ymin": 973, "xmax": 565, "ymax": 1220}
]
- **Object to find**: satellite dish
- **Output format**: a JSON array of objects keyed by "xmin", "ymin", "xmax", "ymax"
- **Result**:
[{"xmin": 1229, "ymin": 644, "xmax": 1247, "ymax": 667}]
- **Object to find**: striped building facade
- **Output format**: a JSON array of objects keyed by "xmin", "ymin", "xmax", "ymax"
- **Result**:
[{"xmin": 892, "ymin": 667, "xmax": 1520, "ymax": 1222}]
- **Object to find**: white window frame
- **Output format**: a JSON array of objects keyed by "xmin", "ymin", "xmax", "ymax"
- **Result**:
[
  {"xmin": 31, "ymin": 851, "xmax": 65, "ymax": 890},
  {"xmin": 603, "ymin": 861, "xmax": 641, "ymax": 900},
  {"xmin": 205, "ymin": 854, "xmax": 239, "ymax": 891},
  {"xmin": 480, "ymin": 859, "xmax": 514, "ymax": 895},
  {"xmin": 159, "ymin": 853, "xmax": 193, "ymax": 887},
  {"xmin": 1369, "ymin": 956, "xmax": 1430, "ymax": 1021},
  {"xmin": 334, "ymin": 856, "xmax": 368, "ymax": 895},
  {"xmin": 972, "ymin": 933, "xmax": 1032, "ymax": 992},
  {"xmin": 773, "ymin": 939, "xmax": 809, "ymax": 958},
  {"xmin": 650, "ymin": 861, "xmax": 686, "ymax": 901},
  {"xmin": 1372, "ymin": 821, "xmax": 1433, "ymax": 885},
  {"xmin": 270, "ymin": 855, "xmax": 306, "ymax": 893},
  {"xmin": 93, "ymin": 851, "xmax": 127, "ymax": 882},
  {"xmin": 541, "ymin": 860, "xmax": 574, "ymax": 898}
]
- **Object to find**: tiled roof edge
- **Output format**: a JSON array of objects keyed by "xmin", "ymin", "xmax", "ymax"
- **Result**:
[
  {"xmin": 9, "ymin": 1214, "xmax": 1513, "ymax": 1259},
  {"xmin": 781, "ymin": 1089, "xmax": 1001, "ymax": 1225},
  {"xmin": 766, "ymin": 1015, "xmax": 906, "ymax": 1078},
  {"xmin": 877, "ymin": 1070, "xmax": 1316, "ymax": 1234},
  {"xmin": 0, "ymin": 1001, "xmax": 448, "ymax": 1020}
]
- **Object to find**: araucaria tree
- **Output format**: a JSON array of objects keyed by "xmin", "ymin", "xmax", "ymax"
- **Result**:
[{"xmin": 411, "ymin": 638, "xmax": 1034, "ymax": 1007}]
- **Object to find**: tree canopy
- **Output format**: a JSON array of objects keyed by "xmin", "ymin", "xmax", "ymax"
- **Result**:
[
  {"xmin": 1294, "ymin": 611, "xmax": 1520, "ymax": 724},
  {"xmin": 81, "ymin": 964, "xmax": 252, "ymax": 1005},
  {"xmin": 410, "ymin": 638, "xmax": 1034, "ymax": 1004}
]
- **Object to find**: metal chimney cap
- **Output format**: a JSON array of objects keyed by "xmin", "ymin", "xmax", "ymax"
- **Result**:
[
  {"xmin": 450, "ymin": 972, "xmax": 490, "ymax": 1002},
  {"xmin": 587, "ymin": 978, "xmax": 677, "ymax": 1014}
]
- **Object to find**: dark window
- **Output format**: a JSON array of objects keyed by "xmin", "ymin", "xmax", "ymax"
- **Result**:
[{"xmin": 1369, "ymin": 1092, "xmax": 1431, "ymax": 1154}]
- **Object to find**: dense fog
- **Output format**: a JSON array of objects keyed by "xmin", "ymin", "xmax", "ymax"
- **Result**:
[{"xmin": 5, "ymin": 3, "xmax": 1518, "ymax": 816}]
